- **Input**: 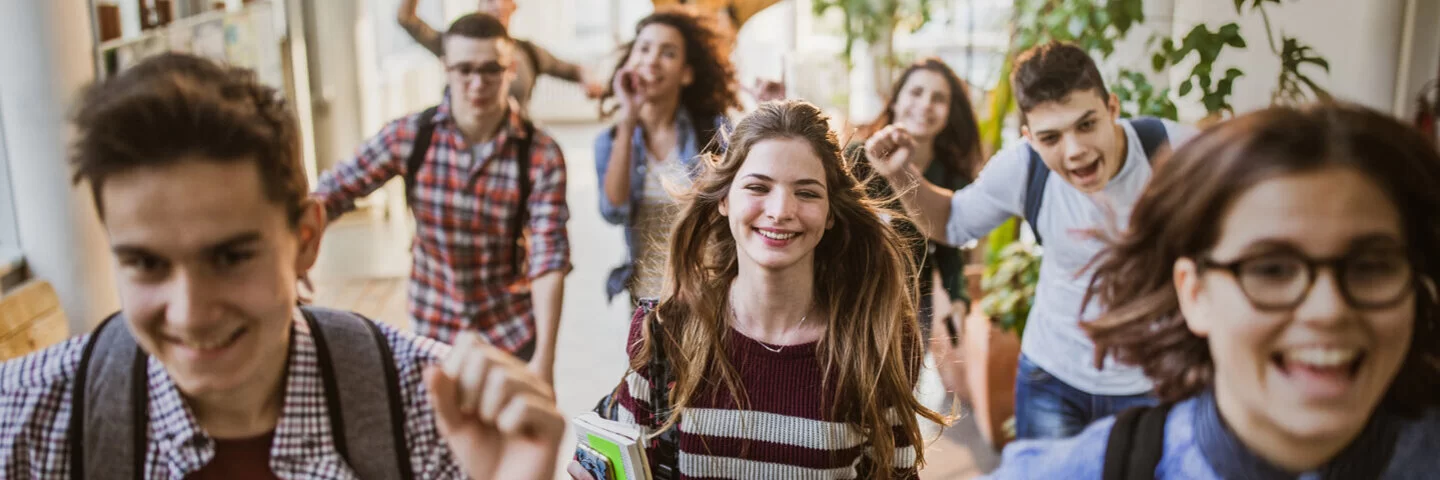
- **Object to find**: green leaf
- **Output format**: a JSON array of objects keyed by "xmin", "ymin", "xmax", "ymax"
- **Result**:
[
  {"xmin": 1152, "ymin": 52, "xmax": 1166, "ymax": 71},
  {"xmin": 1233, "ymin": 0, "xmax": 1245, "ymax": 12},
  {"xmin": 1179, "ymin": 79, "xmax": 1193, "ymax": 96}
]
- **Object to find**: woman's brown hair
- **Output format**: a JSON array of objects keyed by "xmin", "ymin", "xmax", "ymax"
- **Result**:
[
  {"xmin": 1082, "ymin": 102, "xmax": 1440, "ymax": 414},
  {"xmin": 633, "ymin": 100, "xmax": 943, "ymax": 476}
]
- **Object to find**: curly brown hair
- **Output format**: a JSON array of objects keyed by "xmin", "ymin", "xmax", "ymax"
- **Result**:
[
  {"xmin": 599, "ymin": 6, "xmax": 740, "ymax": 150},
  {"xmin": 1082, "ymin": 102, "xmax": 1440, "ymax": 415}
]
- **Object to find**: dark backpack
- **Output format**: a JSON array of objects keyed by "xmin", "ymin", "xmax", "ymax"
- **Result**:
[
  {"xmin": 405, "ymin": 107, "xmax": 536, "ymax": 276},
  {"xmin": 1102, "ymin": 403, "xmax": 1175, "ymax": 480},
  {"xmin": 68, "ymin": 307, "xmax": 413, "ymax": 480},
  {"xmin": 1022, "ymin": 117, "xmax": 1169, "ymax": 245},
  {"xmin": 592, "ymin": 299, "xmax": 677, "ymax": 480}
]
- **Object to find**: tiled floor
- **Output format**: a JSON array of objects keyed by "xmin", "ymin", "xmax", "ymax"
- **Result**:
[{"xmin": 309, "ymin": 122, "xmax": 996, "ymax": 479}]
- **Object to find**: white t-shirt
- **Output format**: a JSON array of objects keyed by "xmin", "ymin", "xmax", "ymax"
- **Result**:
[{"xmin": 946, "ymin": 118, "xmax": 1197, "ymax": 395}]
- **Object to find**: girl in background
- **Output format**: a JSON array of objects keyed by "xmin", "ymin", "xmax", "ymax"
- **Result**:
[{"xmin": 595, "ymin": 7, "xmax": 741, "ymax": 305}]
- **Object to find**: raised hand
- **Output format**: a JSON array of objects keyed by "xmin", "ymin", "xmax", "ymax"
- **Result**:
[
  {"xmin": 612, "ymin": 67, "xmax": 648, "ymax": 123},
  {"xmin": 426, "ymin": 332, "xmax": 566, "ymax": 480},
  {"xmin": 863, "ymin": 125, "xmax": 917, "ymax": 178}
]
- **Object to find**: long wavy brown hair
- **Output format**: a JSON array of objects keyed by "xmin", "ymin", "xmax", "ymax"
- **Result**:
[
  {"xmin": 599, "ymin": 7, "xmax": 740, "ymax": 152},
  {"xmin": 1082, "ymin": 102, "xmax": 1440, "ymax": 415},
  {"xmin": 863, "ymin": 58, "xmax": 985, "ymax": 183},
  {"xmin": 630, "ymin": 100, "xmax": 944, "ymax": 476}
]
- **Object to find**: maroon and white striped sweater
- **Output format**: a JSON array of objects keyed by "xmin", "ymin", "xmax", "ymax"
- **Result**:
[{"xmin": 615, "ymin": 307, "xmax": 919, "ymax": 479}]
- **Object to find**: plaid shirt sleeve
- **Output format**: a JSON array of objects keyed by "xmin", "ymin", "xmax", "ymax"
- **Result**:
[
  {"xmin": 525, "ymin": 133, "xmax": 572, "ymax": 278},
  {"xmin": 376, "ymin": 322, "xmax": 471, "ymax": 479},
  {"xmin": 0, "ymin": 336, "xmax": 88, "ymax": 478},
  {"xmin": 313, "ymin": 117, "xmax": 411, "ymax": 221}
]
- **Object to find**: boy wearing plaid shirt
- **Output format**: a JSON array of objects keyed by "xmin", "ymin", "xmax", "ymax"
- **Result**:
[
  {"xmin": 0, "ymin": 53, "xmax": 564, "ymax": 479},
  {"xmin": 313, "ymin": 13, "xmax": 571, "ymax": 385}
]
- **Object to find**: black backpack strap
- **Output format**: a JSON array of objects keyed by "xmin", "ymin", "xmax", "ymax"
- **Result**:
[
  {"xmin": 1129, "ymin": 117, "xmax": 1170, "ymax": 163},
  {"xmin": 304, "ymin": 307, "xmax": 413, "ymax": 480},
  {"xmin": 1022, "ymin": 146, "xmax": 1050, "ymax": 245},
  {"xmin": 70, "ymin": 313, "xmax": 149, "ymax": 480},
  {"xmin": 640, "ymin": 299, "xmax": 678, "ymax": 480},
  {"xmin": 404, "ymin": 106, "xmax": 442, "ymax": 209},
  {"xmin": 1103, "ymin": 404, "xmax": 1173, "ymax": 480},
  {"xmin": 509, "ymin": 120, "xmax": 535, "ymax": 277}
]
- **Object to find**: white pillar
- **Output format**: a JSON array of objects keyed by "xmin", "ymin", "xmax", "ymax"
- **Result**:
[{"xmin": 0, "ymin": 0, "xmax": 121, "ymax": 330}]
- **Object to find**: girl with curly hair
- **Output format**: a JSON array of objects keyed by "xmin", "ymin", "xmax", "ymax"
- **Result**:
[{"xmin": 595, "ymin": 7, "xmax": 743, "ymax": 304}]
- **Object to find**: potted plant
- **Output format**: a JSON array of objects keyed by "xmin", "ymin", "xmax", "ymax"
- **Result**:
[{"xmin": 956, "ymin": 218, "xmax": 1038, "ymax": 451}]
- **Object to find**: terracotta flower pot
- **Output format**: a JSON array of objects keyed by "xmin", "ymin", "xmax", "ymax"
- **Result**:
[{"xmin": 961, "ymin": 310, "xmax": 1021, "ymax": 451}]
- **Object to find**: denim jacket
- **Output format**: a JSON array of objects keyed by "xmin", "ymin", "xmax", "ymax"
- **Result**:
[{"xmin": 594, "ymin": 108, "xmax": 728, "ymax": 301}]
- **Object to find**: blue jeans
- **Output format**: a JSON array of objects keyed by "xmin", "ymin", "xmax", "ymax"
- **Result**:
[{"xmin": 1013, "ymin": 353, "xmax": 1157, "ymax": 440}]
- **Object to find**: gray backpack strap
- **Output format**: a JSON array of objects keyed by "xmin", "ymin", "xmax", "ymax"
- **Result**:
[
  {"xmin": 302, "ymin": 306, "xmax": 413, "ymax": 480},
  {"xmin": 70, "ymin": 313, "xmax": 149, "ymax": 480}
]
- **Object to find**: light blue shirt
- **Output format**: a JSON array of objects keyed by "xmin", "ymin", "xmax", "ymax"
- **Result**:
[{"xmin": 945, "ymin": 118, "xmax": 1197, "ymax": 395}]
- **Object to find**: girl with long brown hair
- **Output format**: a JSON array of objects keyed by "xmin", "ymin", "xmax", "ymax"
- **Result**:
[
  {"xmin": 575, "ymin": 100, "xmax": 943, "ymax": 479},
  {"xmin": 854, "ymin": 58, "xmax": 985, "ymax": 343},
  {"xmin": 595, "ymin": 7, "xmax": 742, "ymax": 304},
  {"xmin": 986, "ymin": 102, "xmax": 1440, "ymax": 478}
]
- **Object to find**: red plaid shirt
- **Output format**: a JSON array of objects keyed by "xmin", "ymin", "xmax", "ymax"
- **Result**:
[{"xmin": 314, "ymin": 101, "xmax": 571, "ymax": 352}]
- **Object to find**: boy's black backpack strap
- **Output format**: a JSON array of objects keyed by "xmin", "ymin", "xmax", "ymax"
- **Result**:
[
  {"xmin": 1103, "ymin": 403, "xmax": 1174, "ymax": 480},
  {"xmin": 70, "ymin": 312, "xmax": 149, "ymax": 480},
  {"xmin": 509, "ymin": 119, "xmax": 536, "ymax": 277},
  {"xmin": 1020, "ymin": 117, "xmax": 1170, "ymax": 246},
  {"xmin": 1022, "ymin": 147, "xmax": 1050, "ymax": 245},
  {"xmin": 404, "ymin": 106, "xmax": 442, "ymax": 209},
  {"xmin": 304, "ymin": 306, "xmax": 414, "ymax": 480},
  {"xmin": 1129, "ymin": 116, "xmax": 1170, "ymax": 162}
]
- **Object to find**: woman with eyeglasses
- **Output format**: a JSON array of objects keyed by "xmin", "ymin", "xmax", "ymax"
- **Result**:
[
  {"xmin": 985, "ymin": 102, "xmax": 1440, "ymax": 478},
  {"xmin": 594, "ymin": 7, "xmax": 742, "ymax": 305}
]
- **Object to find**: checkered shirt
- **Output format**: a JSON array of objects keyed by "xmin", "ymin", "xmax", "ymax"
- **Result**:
[
  {"xmin": 314, "ymin": 100, "xmax": 572, "ymax": 352},
  {"xmin": 0, "ymin": 311, "xmax": 463, "ymax": 479}
]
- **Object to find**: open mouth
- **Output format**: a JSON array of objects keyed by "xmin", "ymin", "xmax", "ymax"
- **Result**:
[
  {"xmin": 1068, "ymin": 160, "xmax": 1101, "ymax": 184},
  {"xmin": 1271, "ymin": 346, "xmax": 1365, "ymax": 400}
]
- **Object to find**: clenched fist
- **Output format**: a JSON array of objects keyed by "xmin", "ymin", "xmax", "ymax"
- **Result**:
[{"xmin": 427, "ymin": 332, "xmax": 566, "ymax": 480}]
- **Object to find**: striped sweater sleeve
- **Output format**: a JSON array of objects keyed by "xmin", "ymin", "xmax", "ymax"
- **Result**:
[{"xmin": 615, "ymin": 305, "xmax": 657, "ymax": 429}]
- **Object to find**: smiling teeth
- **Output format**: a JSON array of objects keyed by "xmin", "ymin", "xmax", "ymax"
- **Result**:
[
  {"xmin": 1284, "ymin": 347, "xmax": 1359, "ymax": 368},
  {"xmin": 758, "ymin": 230, "xmax": 798, "ymax": 240},
  {"xmin": 180, "ymin": 331, "xmax": 239, "ymax": 350}
]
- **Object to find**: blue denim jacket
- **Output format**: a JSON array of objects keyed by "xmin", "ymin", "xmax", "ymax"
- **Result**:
[
  {"xmin": 594, "ymin": 108, "xmax": 727, "ymax": 301},
  {"xmin": 985, "ymin": 389, "xmax": 1440, "ymax": 479}
]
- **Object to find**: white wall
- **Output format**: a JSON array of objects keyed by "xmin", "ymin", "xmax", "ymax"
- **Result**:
[
  {"xmin": 1170, "ymin": 0, "xmax": 1407, "ymax": 120},
  {"xmin": 303, "ymin": 0, "xmax": 365, "ymax": 171},
  {"xmin": 0, "ymin": 0, "xmax": 120, "ymax": 329}
]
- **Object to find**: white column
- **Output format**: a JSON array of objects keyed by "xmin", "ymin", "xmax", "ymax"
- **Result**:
[
  {"xmin": 1170, "ymin": 0, "xmax": 1404, "ymax": 118},
  {"xmin": 0, "ymin": 0, "xmax": 121, "ymax": 330}
]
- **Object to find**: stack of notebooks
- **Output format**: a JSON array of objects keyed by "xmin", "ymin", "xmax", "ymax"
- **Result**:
[{"xmin": 572, "ymin": 412, "xmax": 652, "ymax": 480}]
